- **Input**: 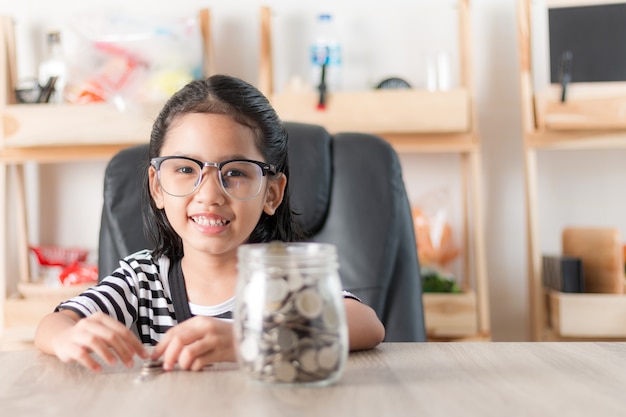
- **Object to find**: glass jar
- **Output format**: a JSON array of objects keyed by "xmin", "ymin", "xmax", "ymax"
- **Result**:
[{"xmin": 235, "ymin": 242, "xmax": 348, "ymax": 386}]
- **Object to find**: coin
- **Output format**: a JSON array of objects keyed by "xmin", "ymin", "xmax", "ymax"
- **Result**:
[
  {"xmin": 273, "ymin": 360, "xmax": 297, "ymax": 383},
  {"xmin": 140, "ymin": 358, "xmax": 164, "ymax": 376},
  {"xmin": 317, "ymin": 345, "xmax": 340, "ymax": 370},
  {"xmin": 265, "ymin": 278, "xmax": 289, "ymax": 310},
  {"xmin": 295, "ymin": 288, "xmax": 323, "ymax": 319},
  {"xmin": 298, "ymin": 348, "xmax": 319, "ymax": 373}
]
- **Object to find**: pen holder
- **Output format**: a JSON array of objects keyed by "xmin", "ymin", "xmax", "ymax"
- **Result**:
[{"xmin": 234, "ymin": 242, "xmax": 348, "ymax": 386}]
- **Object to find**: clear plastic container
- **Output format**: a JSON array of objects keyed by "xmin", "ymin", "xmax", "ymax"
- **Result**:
[
  {"xmin": 235, "ymin": 242, "xmax": 348, "ymax": 386},
  {"xmin": 310, "ymin": 13, "xmax": 342, "ymax": 93}
]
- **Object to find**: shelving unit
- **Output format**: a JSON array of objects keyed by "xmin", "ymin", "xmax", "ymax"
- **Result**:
[
  {"xmin": 0, "ymin": 11, "xmax": 213, "ymax": 346},
  {"xmin": 518, "ymin": 0, "xmax": 626, "ymax": 341},
  {"xmin": 259, "ymin": 2, "xmax": 490, "ymax": 341},
  {"xmin": 0, "ymin": 3, "xmax": 490, "ymax": 344}
]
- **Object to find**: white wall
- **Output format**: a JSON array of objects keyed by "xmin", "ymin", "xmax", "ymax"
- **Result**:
[{"xmin": 5, "ymin": 0, "xmax": 624, "ymax": 341}]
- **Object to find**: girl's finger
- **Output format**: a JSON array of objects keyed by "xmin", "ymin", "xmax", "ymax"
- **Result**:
[
  {"xmin": 159, "ymin": 335, "xmax": 187, "ymax": 371},
  {"xmin": 70, "ymin": 344, "xmax": 104, "ymax": 372},
  {"xmin": 75, "ymin": 317, "xmax": 142, "ymax": 368},
  {"xmin": 95, "ymin": 314, "xmax": 148, "ymax": 359}
]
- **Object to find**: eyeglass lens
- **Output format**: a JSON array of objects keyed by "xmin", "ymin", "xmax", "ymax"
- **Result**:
[{"xmin": 158, "ymin": 158, "xmax": 264, "ymax": 200}]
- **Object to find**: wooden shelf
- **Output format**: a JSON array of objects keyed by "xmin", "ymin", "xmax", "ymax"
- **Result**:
[
  {"xmin": 535, "ymin": 82, "xmax": 626, "ymax": 131},
  {"xmin": 271, "ymin": 89, "xmax": 471, "ymax": 135},
  {"xmin": 548, "ymin": 291, "xmax": 626, "ymax": 338},
  {"xmin": 260, "ymin": 2, "xmax": 490, "ymax": 341},
  {"xmin": 0, "ymin": 101, "xmax": 477, "ymax": 161},
  {"xmin": 0, "ymin": 102, "xmax": 160, "ymax": 162},
  {"xmin": 526, "ymin": 130, "xmax": 626, "ymax": 150},
  {"xmin": 0, "ymin": 4, "xmax": 490, "ymax": 342},
  {"xmin": 423, "ymin": 291, "xmax": 479, "ymax": 339},
  {"xmin": 0, "ymin": 9, "xmax": 215, "ymax": 337},
  {"xmin": 518, "ymin": 0, "xmax": 626, "ymax": 341},
  {"xmin": 380, "ymin": 132, "xmax": 479, "ymax": 154},
  {"xmin": 270, "ymin": 89, "xmax": 480, "ymax": 155}
]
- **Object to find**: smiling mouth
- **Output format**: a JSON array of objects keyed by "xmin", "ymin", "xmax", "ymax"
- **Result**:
[{"xmin": 191, "ymin": 216, "xmax": 230, "ymax": 227}]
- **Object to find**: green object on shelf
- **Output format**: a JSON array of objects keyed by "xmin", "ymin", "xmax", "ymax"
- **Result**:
[{"xmin": 422, "ymin": 269, "xmax": 461, "ymax": 293}]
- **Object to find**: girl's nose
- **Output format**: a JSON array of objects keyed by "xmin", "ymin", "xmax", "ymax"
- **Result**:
[{"xmin": 194, "ymin": 169, "xmax": 226, "ymax": 204}]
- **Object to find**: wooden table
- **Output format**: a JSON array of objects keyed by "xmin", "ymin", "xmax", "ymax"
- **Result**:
[{"xmin": 2, "ymin": 342, "xmax": 626, "ymax": 416}]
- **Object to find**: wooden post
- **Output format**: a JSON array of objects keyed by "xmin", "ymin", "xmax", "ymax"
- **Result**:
[
  {"xmin": 458, "ymin": 0, "xmax": 491, "ymax": 338},
  {"xmin": 0, "ymin": 16, "xmax": 16, "ymax": 106},
  {"xmin": 0, "ymin": 15, "xmax": 17, "ymax": 338},
  {"xmin": 517, "ymin": 0, "xmax": 544, "ymax": 341},
  {"xmin": 468, "ymin": 149, "xmax": 490, "ymax": 336},
  {"xmin": 258, "ymin": 6, "xmax": 273, "ymax": 97},
  {"xmin": 458, "ymin": 0, "xmax": 475, "ymax": 131},
  {"xmin": 198, "ymin": 9, "xmax": 216, "ymax": 78}
]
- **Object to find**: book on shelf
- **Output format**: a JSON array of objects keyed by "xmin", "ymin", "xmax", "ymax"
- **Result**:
[{"xmin": 542, "ymin": 255, "xmax": 584, "ymax": 293}]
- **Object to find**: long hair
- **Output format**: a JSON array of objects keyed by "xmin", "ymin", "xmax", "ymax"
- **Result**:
[{"xmin": 142, "ymin": 74, "xmax": 303, "ymax": 260}]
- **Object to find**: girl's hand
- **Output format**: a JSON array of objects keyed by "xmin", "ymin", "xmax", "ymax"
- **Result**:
[
  {"xmin": 151, "ymin": 316, "xmax": 236, "ymax": 371},
  {"xmin": 50, "ymin": 312, "xmax": 148, "ymax": 372}
]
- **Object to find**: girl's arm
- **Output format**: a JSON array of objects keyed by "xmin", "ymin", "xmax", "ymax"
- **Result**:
[
  {"xmin": 35, "ymin": 310, "xmax": 148, "ymax": 372},
  {"xmin": 344, "ymin": 298, "xmax": 385, "ymax": 350}
]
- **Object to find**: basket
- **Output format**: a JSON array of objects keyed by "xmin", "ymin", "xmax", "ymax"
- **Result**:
[{"xmin": 29, "ymin": 245, "xmax": 89, "ymax": 267}]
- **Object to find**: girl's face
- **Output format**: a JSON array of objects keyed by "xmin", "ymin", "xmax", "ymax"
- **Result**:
[{"xmin": 149, "ymin": 112, "xmax": 286, "ymax": 262}]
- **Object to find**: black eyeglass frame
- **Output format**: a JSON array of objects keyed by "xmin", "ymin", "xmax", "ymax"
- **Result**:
[{"xmin": 150, "ymin": 156, "xmax": 277, "ymax": 199}]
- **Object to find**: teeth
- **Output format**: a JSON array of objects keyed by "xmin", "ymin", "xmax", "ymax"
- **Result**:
[{"xmin": 192, "ymin": 216, "xmax": 228, "ymax": 226}]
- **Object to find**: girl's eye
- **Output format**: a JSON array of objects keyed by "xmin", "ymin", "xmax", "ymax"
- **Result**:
[
  {"xmin": 224, "ymin": 169, "xmax": 246, "ymax": 178},
  {"xmin": 176, "ymin": 166, "xmax": 196, "ymax": 175}
]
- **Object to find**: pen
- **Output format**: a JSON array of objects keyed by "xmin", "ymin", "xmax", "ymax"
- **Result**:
[
  {"xmin": 318, "ymin": 62, "xmax": 327, "ymax": 110},
  {"xmin": 37, "ymin": 76, "xmax": 58, "ymax": 103},
  {"xmin": 559, "ymin": 51, "xmax": 572, "ymax": 103}
]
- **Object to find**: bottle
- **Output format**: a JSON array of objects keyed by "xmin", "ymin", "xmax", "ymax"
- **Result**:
[
  {"xmin": 310, "ymin": 13, "xmax": 342, "ymax": 94},
  {"xmin": 38, "ymin": 31, "xmax": 67, "ymax": 104},
  {"xmin": 234, "ymin": 241, "xmax": 348, "ymax": 386}
]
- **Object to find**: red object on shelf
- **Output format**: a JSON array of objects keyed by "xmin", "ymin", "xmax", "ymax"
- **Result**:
[
  {"xmin": 29, "ymin": 245, "xmax": 89, "ymax": 267},
  {"xmin": 59, "ymin": 264, "xmax": 98, "ymax": 287}
]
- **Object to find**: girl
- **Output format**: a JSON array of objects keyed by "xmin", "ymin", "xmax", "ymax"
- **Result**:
[{"xmin": 34, "ymin": 74, "xmax": 385, "ymax": 372}]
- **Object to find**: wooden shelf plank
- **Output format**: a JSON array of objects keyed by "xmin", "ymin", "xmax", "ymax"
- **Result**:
[
  {"xmin": 536, "ymin": 83, "xmax": 626, "ymax": 131},
  {"xmin": 519, "ymin": 0, "xmax": 626, "ymax": 340},
  {"xmin": 423, "ymin": 291, "xmax": 480, "ymax": 338},
  {"xmin": 381, "ymin": 133, "xmax": 479, "ymax": 154},
  {"xmin": 526, "ymin": 130, "xmax": 626, "ymax": 150},
  {"xmin": 0, "ymin": 143, "xmax": 139, "ymax": 163},
  {"xmin": 2, "ymin": 102, "xmax": 160, "ymax": 149},
  {"xmin": 549, "ymin": 291, "xmax": 626, "ymax": 339},
  {"xmin": 271, "ymin": 89, "xmax": 471, "ymax": 135}
]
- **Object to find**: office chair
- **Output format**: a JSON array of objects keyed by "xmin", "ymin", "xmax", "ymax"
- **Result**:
[{"xmin": 98, "ymin": 122, "xmax": 426, "ymax": 342}]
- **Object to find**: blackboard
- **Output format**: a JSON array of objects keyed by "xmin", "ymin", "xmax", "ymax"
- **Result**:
[{"xmin": 549, "ymin": 3, "xmax": 626, "ymax": 83}]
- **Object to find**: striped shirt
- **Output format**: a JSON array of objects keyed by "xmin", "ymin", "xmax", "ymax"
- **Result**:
[
  {"xmin": 57, "ymin": 249, "xmax": 356, "ymax": 346},
  {"xmin": 57, "ymin": 250, "xmax": 186, "ymax": 345}
]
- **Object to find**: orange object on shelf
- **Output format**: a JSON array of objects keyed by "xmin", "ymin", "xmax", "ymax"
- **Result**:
[{"xmin": 412, "ymin": 207, "xmax": 460, "ymax": 270}]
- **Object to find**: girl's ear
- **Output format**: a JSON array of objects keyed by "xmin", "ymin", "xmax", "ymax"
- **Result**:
[
  {"xmin": 263, "ymin": 173, "xmax": 287, "ymax": 216},
  {"xmin": 149, "ymin": 166, "xmax": 165, "ymax": 209}
]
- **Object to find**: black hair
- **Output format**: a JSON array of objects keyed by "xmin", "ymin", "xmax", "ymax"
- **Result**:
[{"xmin": 142, "ymin": 74, "xmax": 303, "ymax": 260}]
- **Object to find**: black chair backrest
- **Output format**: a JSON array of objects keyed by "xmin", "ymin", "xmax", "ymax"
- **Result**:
[{"xmin": 98, "ymin": 122, "xmax": 426, "ymax": 342}]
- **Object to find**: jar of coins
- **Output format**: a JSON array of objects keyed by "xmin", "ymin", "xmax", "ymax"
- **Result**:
[{"xmin": 235, "ymin": 242, "xmax": 348, "ymax": 386}]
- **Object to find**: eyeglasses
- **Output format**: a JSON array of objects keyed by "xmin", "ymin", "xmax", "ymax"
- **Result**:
[{"xmin": 151, "ymin": 156, "xmax": 277, "ymax": 200}]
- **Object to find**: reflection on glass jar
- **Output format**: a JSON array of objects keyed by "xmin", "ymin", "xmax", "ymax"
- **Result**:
[{"xmin": 235, "ymin": 242, "xmax": 348, "ymax": 386}]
